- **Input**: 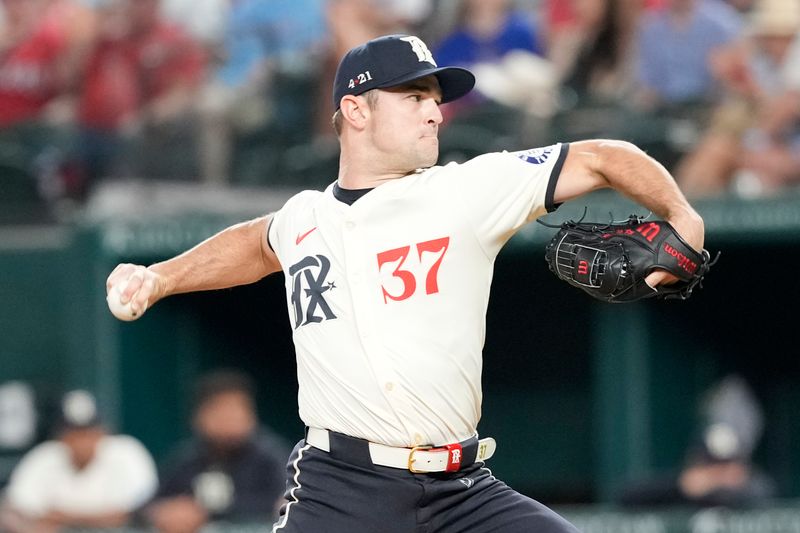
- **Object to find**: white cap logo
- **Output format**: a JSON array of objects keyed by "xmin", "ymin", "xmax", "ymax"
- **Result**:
[{"xmin": 400, "ymin": 36, "xmax": 436, "ymax": 66}]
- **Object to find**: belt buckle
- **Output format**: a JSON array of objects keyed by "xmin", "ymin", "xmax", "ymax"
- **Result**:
[
  {"xmin": 408, "ymin": 445, "xmax": 432, "ymax": 473},
  {"xmin": 407, "ymin": 443, "xmax": 464, "ymax": 473}
]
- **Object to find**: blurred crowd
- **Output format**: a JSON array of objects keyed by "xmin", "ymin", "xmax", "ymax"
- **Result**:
[
  {"xmin": 1, "ymin": 0, "xmax": 799, "ymax": 216},
  {"xmin": 0, "ymin": 371, "xmax": 291, "ymax": 533},
  {"xmin": 0, "ymin": 372, "xmax": 777, "ymax": 532}
]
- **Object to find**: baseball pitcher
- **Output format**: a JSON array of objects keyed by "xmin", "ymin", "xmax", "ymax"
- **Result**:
[{"xmin": 107, "ymin": 35, "xmax": 707, "ymax": 532}]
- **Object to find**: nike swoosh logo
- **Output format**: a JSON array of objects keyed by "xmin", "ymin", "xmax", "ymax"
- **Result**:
[{"xmin": 295, "ymin": 227, "xmax": 317, "ymax": 245}]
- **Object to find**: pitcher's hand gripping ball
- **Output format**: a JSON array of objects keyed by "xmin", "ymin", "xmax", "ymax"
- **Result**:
[
  {"xmin": 107, "ymin": 275, "xmax": 148, "ymax": 321},
  {"xmin": 543, "ymin": 215, "xmax": 716, "ymax": 303}
]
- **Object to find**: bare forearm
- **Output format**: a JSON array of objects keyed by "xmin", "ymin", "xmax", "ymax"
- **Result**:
[
  {"xmin": 594, "ymin": 141, "xmax": 695, "ymax": 216},
  {"xmin": 149, "ymin": 216, "xmax": 279, "ymax": 300},
  {"xmin": 560, "ymin": 140, "xmax": 704, "ymax": 250},
  {"xmin": 105, "ymin": 216, "xmax": 279, "ymax": 320}
]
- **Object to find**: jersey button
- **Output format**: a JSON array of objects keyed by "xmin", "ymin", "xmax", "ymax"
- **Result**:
[
  {"xmin": 345, "ymin": 221, "xmax": 355, "ymax": 230},
  {"xmin": 384, "ymin": 382, "xmax": 394, "ymax": 392}
]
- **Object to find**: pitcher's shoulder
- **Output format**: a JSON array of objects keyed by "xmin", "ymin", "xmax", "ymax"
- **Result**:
[{"xmin": 281, "ymin": 187, "xmax": 327, "ymax": 210}]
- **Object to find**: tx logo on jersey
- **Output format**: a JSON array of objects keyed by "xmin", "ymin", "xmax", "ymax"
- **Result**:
[{"xmin": 289, "ymin": 254, "xmax": 337, "ymax": 329}]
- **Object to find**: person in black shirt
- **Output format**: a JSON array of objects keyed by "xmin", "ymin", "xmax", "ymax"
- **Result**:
[
  {"xmin": 617, "ymin": 375, "xmax": 775, "ymax": 509},
  {"xmin": 145, "ymin": 370, "xmax": 290, "ymax": 532}
]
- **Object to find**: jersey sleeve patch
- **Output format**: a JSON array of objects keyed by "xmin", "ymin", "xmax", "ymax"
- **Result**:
[{"xmin": 510, "ymin": 145, "xmax": 557, "ymax": 165}]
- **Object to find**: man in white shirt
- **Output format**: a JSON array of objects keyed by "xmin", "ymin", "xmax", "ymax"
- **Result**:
[
  {"xmin": 106, "ymin": 34, "xmax": 704, "ymax": 532},
  {"xmin": 0, "ymin": 390, "xmax": 158, "ymax": 532}
]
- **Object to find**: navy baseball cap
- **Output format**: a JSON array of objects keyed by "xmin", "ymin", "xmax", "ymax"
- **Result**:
[{"xmin": 332, "ymin": 34, "xmax": 475, "ymax": 109}]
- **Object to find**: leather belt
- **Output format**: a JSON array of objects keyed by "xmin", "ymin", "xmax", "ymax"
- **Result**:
[{"xmin": 305, "ymin": 427, "xmax": 497, "ymax": 473}]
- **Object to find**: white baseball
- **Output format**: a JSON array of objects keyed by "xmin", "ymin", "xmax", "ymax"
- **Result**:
[{"xmin": 106, "ymin": 278, "xmax": 147, "ymax": 321}]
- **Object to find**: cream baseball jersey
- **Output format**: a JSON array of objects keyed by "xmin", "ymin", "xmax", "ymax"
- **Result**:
[{"xmin": 268, "ymin": 144, "xmax": 569, "ymax": 447}]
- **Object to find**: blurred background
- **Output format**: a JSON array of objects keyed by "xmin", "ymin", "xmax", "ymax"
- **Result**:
[{"xmin": 1, "ymin": 0, "xmax": 800, "ymax": 531}]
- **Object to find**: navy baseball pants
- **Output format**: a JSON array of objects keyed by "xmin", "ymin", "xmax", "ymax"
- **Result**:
[{"xmin": 272, "ymin": 430, "xmax": 580, "ymax": 533}]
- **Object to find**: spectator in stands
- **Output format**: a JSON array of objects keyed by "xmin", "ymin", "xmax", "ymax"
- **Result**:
[
  {"xmin": 431, "ymin": 0, "xmax": 546, "ymax": 118},
  {"xmin": 617, "ymin": 375, "xmax": 775, "ymax": 508},
  {"xmin": 326, "ymin": 0, "xmax": 430, "ymax": 61},
  {"xmin": 196, "ymin": 0, "xmax": 326, "ymax": 184},
  {"xmin": 633, "ymin": 0, "xmax": 743, "ymax": 111},
  {"xmin": 676, "ymin": 0, "xmax": 800, "ymax": 196},
  {"xmin": 0, "ymin": 389, "xmax": 158, "ymax": 532},
  {"xmin": 545, "ymin": 0, "xmax": 640, "ymax": 105},
  {"xmin": 144, "ymin": 370, "xmax": 290, "ymax": 532},
  {"xmin": 726, "ymin": 0, "xmax": 756, "ymax": 13},
  {"xmin": 615, "ymin": 0, "xmax": 744, "ymax": 171},
  {"xmin": 0, "ymin": 0, "xmax": 94, "ymax": 127},
  {"xmin": 534, "ymin": 0, "xmax": 643, "ymax": 146},
  {"xmin": 160, "ymin": 0, "xmax": 228, "ymax": 51},
  {"xmin": 75, "ymin": 0, "xmax": 206, "ymax": 194},
  {"xmin": 434, "ymin": 0, "xmax": 543, "ymax": 69},
  {"xmin": 541, "ymin": 0, "xmax": 587, "ymax": 66},
  {"xmin": 0, "ymin": 0, "xmax": 95, "ymax": 201}
]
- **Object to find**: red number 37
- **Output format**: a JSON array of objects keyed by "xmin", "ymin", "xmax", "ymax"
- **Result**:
[{"xmin": 376, "ymin": 237, "xmax": 450, "ymax": 304}]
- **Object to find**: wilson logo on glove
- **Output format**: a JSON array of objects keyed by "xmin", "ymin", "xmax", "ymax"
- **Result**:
[
  {"xmin": 663, "ymin": 243, "xmax": 699, "ymax": 274},
  {"xmin": 637, "ymin": 222, "xmax": 660, "ymax": 241},
  {"xmin": 540, "ymin": 214, "xmax": 717, "ymax": 303}
]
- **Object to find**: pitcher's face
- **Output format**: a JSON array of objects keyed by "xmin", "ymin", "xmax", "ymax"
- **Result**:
[{"xmin": 366, "ymin": 76, "xmax": 444, "ymax": 172}]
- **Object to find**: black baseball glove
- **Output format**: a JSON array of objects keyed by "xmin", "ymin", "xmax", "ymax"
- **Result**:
[{"xmin": 542, "ymin": 214, "xmax": 715, "ymax": 303}]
